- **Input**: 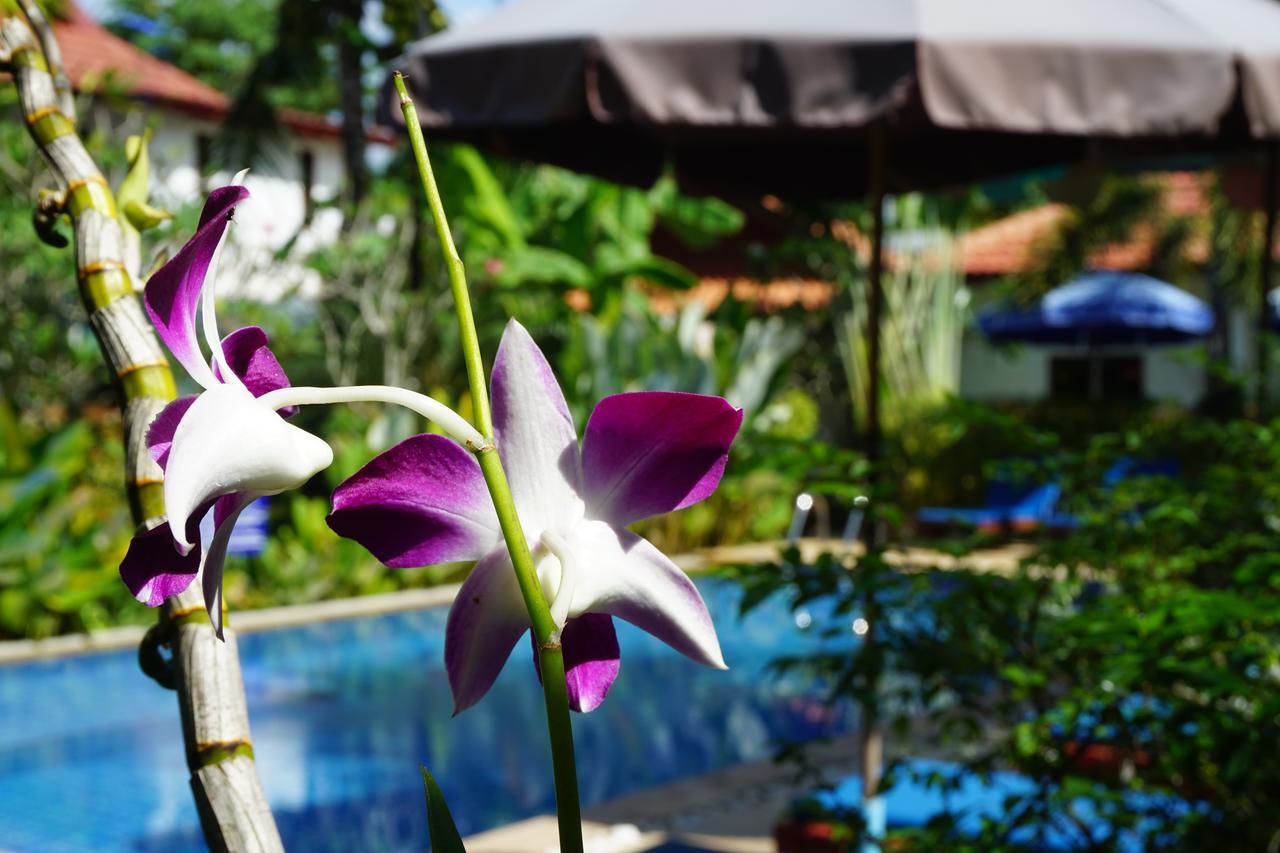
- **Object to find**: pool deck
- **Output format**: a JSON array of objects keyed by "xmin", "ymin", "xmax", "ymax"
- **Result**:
[
  {"xmin": 463, "ymin": 706, "xmax": 1004, "ymax": 853},
  {"xmin": 0, "ymin": 538, "xmax": 1033, "ymax": 665},
  {"xmin": 464, "ymin": 734, "xmax": 867, "ymax": 853}
]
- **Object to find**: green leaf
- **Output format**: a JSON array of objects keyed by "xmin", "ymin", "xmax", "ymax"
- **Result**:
[
  {"xmin": 421, "ymin": 765, "xmax": 467, "ymax": 853},
  {"xmin": 1013, "ymin": 722, "xmax": 1039, "ymax": 757},
  {"xmin": 115, "ymin": 130, "xmax": 153, "ymax": 224},
  {"xmin": 450, "ymin": 145, "xmax": 525, "ymax": 249},
  {"xmin": 598, "ymin": 255, "xmax": 697, "ymax": 290},
  {"xmin": 494, "ymin": 246, "xmax": 593, "ymax": 288},
  {"xmin": 123, "ymin": 200, "xmax": 173, "ymax": 232},
  {"xmin": 649, "ymin": 176, "xmax": 745, "ymax": 247}
]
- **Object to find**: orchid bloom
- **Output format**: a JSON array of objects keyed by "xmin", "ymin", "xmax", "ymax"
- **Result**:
[
  {"xmin": 118, "ymin": 183, "xmax": 333, "ymax": 636},
  {"xmin": 328, "ymin": 320, "xmax": 743, "ymax": 713}
]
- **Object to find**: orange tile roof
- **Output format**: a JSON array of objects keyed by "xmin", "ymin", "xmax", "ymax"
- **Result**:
[
  {"xmin": 48, "ymin": 4, "xmax": 394, "ymax": 143},
  {"xmin": 959, "ymin": 173, "xmax": 1211, "ymax": 277},
  {"xmin": 647, "ymin": 276, "xmax": 836, "ymax": 314},
  {"xmin": 54, "ymin": 3, "xmax": 227, "ymax": 113},
  {"xmin": 564, "ymin": 276, "xmax": 836, "ymax": 315},
  {"xmin": 959, "ymin": 204, "xmax": 1071, "ymax": 276}
]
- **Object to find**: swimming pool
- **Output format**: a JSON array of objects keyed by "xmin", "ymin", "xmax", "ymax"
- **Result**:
[{"xmin": 0, "ymin": 578, "xmax": 855, "ymax": 851}]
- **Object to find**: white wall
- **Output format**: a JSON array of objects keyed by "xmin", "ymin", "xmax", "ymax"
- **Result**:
[
  {"xmin": 1143, "ymin": 346, "xmax": 1208, "ymax": 405},
  {"xmin": 147, "ymin": 114, "xmax": 356, "ymax": 301},
  {"xmin": 959, "ymin": 331, "xmax": 1208, "ymax": 407},
  {"xmin": 959, "ymin": 335, "xmax": 1049, "ymax": 401}
]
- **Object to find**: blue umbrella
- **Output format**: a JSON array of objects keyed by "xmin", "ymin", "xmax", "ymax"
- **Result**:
[{"xmin": 979, "ymin": 271, "xmax": 1215, "ymax": 347}]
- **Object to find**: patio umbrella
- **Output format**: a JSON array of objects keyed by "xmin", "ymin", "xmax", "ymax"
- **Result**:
[
  {"xmin": 979, "ymin": 271, "xmax": 1215, "ymax": 347},
  {"xmin": 978, "ymin": 270, "xmax": 1215, "ymax": 398},
  {"xmin": 389, "ymin": 0, "xmax": 1280, "ymax": 197},
  {"xmin": 387, "ymin": 0, "xmax": 1279, "ymax": 836}
]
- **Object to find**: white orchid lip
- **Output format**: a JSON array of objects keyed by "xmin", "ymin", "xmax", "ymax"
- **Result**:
[
  {"xmin": 540, "ymin": 530, "xmax": 579, "ymax": 630},
  {"xmin": 165, "ymin": 383, "xmax": 334, "ymax": 552}
]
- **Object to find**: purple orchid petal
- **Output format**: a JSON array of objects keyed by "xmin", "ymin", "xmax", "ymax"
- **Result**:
[
  {"xmin": 146, "ymin": 396, "xmax": 197, "ymax": 470},
  {"xmin": 119, "ymin": 522, "xmax": 201, "ymax": 606},
  {"xmin": 531, "ymin": 613, "xmax": 620, "ymax": 713},
  {"xmin": 582, "ymin": 392, "xmax": 742, "ymax": 527},
  {"xmin": 217, "ymin": 326, "xmax": 293, "ymax": 409},
  {"xmin": 202, "ymin": 493, "xmax": 254, "ymax": 640},
  {"xmin": 144, "ymin": 185, "xmax": 250, "ymax": 388},
  {"xmin": 565, "ymin": 520, "xmax": 726, "ymax": 670},
  {"xmin": 328, "ymin": 434, "xmax": 500, "ymax": 568},
  {"xmin": 445, "ymin": 546, "xmax": 531, "ymax": 714},
  {"xmin": 491, "ymin": 319, "xmax": 583, "ymax": 537},
  {"xmin": 213, "ymin": 492, "xmax": 245, "ymax": 529}
]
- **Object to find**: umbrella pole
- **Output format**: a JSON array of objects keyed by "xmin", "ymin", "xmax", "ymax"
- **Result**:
[
  {"xmin": 1259, "ymin": 143, "xmax": 1278, "ymax": 414},
  {"xmin": 1090, "ymin": 349, "xmax": 1102, "ymax": 400},
  {"xmin": 866, "ymin": 125, "xmax": 886, "ymax": 473},
  {"xmin": 860, "ymin": 121, "xmax": 888, "ymax": 852}
]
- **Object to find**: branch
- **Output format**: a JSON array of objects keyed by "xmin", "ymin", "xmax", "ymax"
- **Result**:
[
  {"xmin": 16, "ymin": 0, "xmax": 75, "ymax": 122},
  {"xmin": 0, "ymin": 14, "xmax": 282, "ymax": 852}
]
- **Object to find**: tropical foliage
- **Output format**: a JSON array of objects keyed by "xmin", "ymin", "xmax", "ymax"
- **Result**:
[{"xmin": 732, "ymin": 412, "xmax": 1280, "ymax": 851}]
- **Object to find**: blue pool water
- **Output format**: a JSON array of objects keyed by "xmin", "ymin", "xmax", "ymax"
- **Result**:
[{"xmin": 0, "ymin": 578, "xmax": 855, "ymax": 851}]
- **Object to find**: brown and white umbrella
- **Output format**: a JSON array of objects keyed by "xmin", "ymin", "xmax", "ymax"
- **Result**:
[{"xmin": 390, "ymin": 0, "xmax": 1280, "ymax": 197}]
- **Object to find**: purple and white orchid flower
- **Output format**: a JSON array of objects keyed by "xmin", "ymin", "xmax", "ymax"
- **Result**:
[
  {"xmin": 119, "ymin": 180, "xmax": 485, "ymax": 637},
  {"xmin": 328, "ymin": 320, "xmax": 743, "ymax": 713},
  {"xmin": 118, "ymin": 181, "xmax": 333, "ymax": 636}
]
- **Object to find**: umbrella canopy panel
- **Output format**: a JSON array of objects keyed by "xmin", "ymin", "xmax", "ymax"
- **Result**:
[
  {"xmin": 391, "ymin": 0, "xmax": 1280, "ymax": 196},
  {"xmin": 978, "ymin": 270, "xmax": 1216, "ymax": 346}
]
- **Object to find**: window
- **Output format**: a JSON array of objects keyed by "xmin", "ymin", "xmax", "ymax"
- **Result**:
[
  {"xmin": 1050, "ymin": 355, "xmax": 1143, "ymax": 400},
  {"xmin": 196, "ymin": 134, "xmax": 213, "ymax": 184},
  {"xmin": 300, "ymin": 150, "xmax": 316, "ymax": 225}
]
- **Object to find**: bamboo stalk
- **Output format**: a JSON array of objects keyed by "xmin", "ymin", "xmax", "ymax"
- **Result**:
[{"xmin": 2, "ymin": 11, "xmax": 282, "ymax": 851}]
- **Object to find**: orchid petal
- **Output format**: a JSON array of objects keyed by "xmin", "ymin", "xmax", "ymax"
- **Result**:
[
  {"xmin": 445, "ymin": 546, "xmax": 531, "ymax": 714},
  {"xmin": 146, "ymin": 396, "xmax": 196, "ymax": 471},
  {"xmin": 202, "ymin": 493, "xmax": 254, "ymax": 639},
  {"xmin": 217, "ymin": 326, "xmax": 293, "ymax": 405},
  {"xmin": 119, "ymin": 522, "xmax": 201, "ymax": 606},
  {"xmin": 144, "ymin": 186, "xmax": 249, "ymax": 388},
  {"xmin": 200, "ymin": 212, "xmax": 238, "ymax": 389},
  {"xmin": 565, "ymin": 520, "xmax": 726, "ymax": 670},
  {"xmin": 531, "ymin": 613, "xmax": 621, "ymax": 713},
  {"xmin": 327, "ymin": 434, "xmax": 500, "ymax": 568},
  {"xmin": 164, "ymin": 383, "xmax": 332, "ymax": 553},
  {"xmin": 582, "ymin": 392, "xmax": 742, "ymax": 527},
  {"xmin": 491, "ymin": 319, "xmax": 583, "ymax": 538}
]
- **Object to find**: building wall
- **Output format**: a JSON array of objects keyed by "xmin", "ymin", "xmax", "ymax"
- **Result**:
[
  {"xmin": 959, "ymin": 332, "xmax": 1208, "ymax": 407},
  {"xmin": 147, "ymin": 115, "xmax": 351, "ymax": 301}
]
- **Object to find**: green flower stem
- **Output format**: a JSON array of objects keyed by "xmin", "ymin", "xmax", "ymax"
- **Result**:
[
  {"xmin": 395, "ymin": 71, "xmax": 585, "ymax": 852},
  {"xmin": 473, "ymin": 450, "xmax": 561, "ymax": 645},
  {"xmin": 394, "ymin": 72, "xmax": 492, "ymax": 439},
  {"xmin": 534, "ymin": 639, "xmax": 586, "ymax": 853},
  {"xmin": 478, "ymin": 448, "xmax": 583, "ymax": 853}
]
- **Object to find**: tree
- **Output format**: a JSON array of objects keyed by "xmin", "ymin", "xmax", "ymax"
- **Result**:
[
  {"xmin": 108, "ymin": 0, "xmax": 277, "ymax": 97},
  {"xmin": 109, "ymin": 0, "xmax": 446, "ymax": 205}
]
